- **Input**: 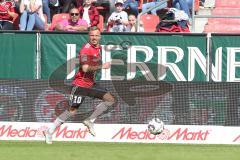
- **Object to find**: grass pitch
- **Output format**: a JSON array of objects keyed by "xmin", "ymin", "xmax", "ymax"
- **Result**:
[{"xmin": 0, "ymin": 141, "xmax": 240, "ymax": 160}]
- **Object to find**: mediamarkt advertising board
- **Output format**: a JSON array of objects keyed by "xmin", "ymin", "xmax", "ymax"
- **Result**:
[{"xmin": 0, "ymin": 122, "xmax": 240, "ymax": 144}]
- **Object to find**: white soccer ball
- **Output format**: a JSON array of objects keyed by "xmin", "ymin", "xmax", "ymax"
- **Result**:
[{"xmin": 148, "ymin": 118, "xmax": 164, "ymax": 135}]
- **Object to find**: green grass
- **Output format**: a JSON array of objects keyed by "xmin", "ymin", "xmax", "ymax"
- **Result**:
[{"xmin": 0, "ymin": 141, "xmax": 240, "ymax": 160}]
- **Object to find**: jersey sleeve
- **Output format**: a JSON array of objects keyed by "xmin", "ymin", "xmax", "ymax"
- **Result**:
[{"xmin": 79, "ymin": 44, "xmax": 92, "ymax": 65}]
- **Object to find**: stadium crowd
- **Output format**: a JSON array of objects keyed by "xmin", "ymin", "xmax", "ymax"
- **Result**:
[{"xmin": 0, "ymin": 0, "xmax": 205, "ymax": 32}]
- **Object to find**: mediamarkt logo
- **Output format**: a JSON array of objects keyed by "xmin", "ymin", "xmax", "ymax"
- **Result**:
[
  {"xmin": 0, "ymin": 125, "xmax": 88, "ymax": 139},
  {"xmin": 0, "ymin": 125, "xmax": 39, "ymax": 137},
  {"xmin": 112, "ymin": 127, "xmax": 210, "ymax": 141},
  {"xmin": 233, "ymin": 134, "xmax": 240, "ymax": 142},
  {"xmin": 54, "ymin": 126, "xmax": 88, "ymax": 139}
]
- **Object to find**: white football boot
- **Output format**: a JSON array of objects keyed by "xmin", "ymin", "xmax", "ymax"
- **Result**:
[
  {"xmin": 43, "ymin": 130, "xmax": 53, "ymax": 144},
  {"xmin": 83, "ymin": 120, "xmax": 96, "ymax": 137}
]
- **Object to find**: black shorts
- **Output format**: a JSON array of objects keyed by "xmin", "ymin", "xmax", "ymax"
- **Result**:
[{"xmin": 69, "ymin": 83, "xmax": 108, "ymax": 108}]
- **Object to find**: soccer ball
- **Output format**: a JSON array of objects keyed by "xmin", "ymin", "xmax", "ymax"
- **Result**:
[{"xmin": 148, "ymin": 118, "xmax": 164, "ymax": 135}]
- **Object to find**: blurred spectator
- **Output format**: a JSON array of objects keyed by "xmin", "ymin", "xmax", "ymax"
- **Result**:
[
  {"xmin": 49, "ymin": 0, "xmax": 59, "ymax": 7},
  {"xmin": 49, "ymin": 0, "xmax": 82, "ymax": 16},
  {"xmin": 126, "ymin": 14, "xmax": 144, "ymax": 32},
  {"xmin": 156, "ymin": 8, "xmax": 189, "ymax": 32},
  {"xmin": 107, "ymin": 0, "xmax": 128, "ymax": 32},
  {"xmin": 42, "ymin": 0, "xmax": 51, "ymax": 24},
  {"xmin": 172, "ymin": 0, "xmax": 191, "ymax": 17},
  {"xmin": 79, "ymin": 0, "xmax": 99, "ymax": 27},
  {"xmin": 0, "ymin": 0, "xmax": 16, "ymax": 30},
  {"xmin": 19, "ymin": 0, "xmax": 45, "ymax": 31},
  {"xmin": 60, "ymin": 0, "xmax": 82, "ymax": 13},
  {"xmin": 55, "ymin": 7, "xmax": 88, "ymax": 31},
  {"xmin": 123, "ymin": 0, "xmax": 138, "ymax": 16},
  {"xmin": 199, "ymin": 0, "xmax": 205, "ymax": 7},
  {"xmin": 13, "ymin": 0, "xmax": 20, "ymax": 14},
  {"xmin": 92, "ymin": 0, "xmax": 115, "ymax": 25},
  {"xmin": 142, "ymin": 0, "xmax": 167, "ymax": 15}
]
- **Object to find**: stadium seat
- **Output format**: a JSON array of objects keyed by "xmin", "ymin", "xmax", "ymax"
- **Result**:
[
  {"xmin": 215, "ymin": 0, "xmax": 240, "ymax": 8},
  {"xmin": 211, "ymin": 8, "xmax": 240, "ymax": 16},
  {"xmin": 204, "ymin": 24, "xmax": 240, "ymax": 33},
  {"xmin": 203, "ymin": 0, "xmax": 240, "ymax": 33},
  {"xmin": 140, "ymin": 14, "xmax": 160, "ymax": 32},
  {"xmin": 49, "ymin": 13, "xmax": 69, "ymax": 31},
  {"xmin": 207, "ymin": 18, "xmax": 240, "ymax": 25}
]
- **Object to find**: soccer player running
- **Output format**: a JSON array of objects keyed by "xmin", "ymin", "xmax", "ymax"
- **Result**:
[{"xmin": 44, "ymin": 26, "xmax": 116, "ymax": 144}]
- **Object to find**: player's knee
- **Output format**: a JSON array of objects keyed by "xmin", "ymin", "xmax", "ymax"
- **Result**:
[
  {"xmin": 105, "ymin": 93, "xmax": 115, "ymax": 102},
  {"xmin": 68, "ymin": 107, "xmax": 77, "ymax": 113},
  {"xmin": 103, "ymin": 93, "xmax": 117, "ymax": 106},
  {"xmin": 108, "ymin": 95, "xmax": 116, "ymax": 104},
  {"xmin": 111, "ymin": 95, "xmax": 117, "ymax": 105}
]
